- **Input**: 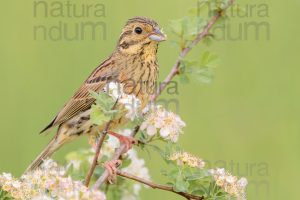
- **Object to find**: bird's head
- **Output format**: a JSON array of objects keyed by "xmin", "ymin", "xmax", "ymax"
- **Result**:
[{"xmin": 117, "ymin": 17, "xmax": 167, "ymax": 55}]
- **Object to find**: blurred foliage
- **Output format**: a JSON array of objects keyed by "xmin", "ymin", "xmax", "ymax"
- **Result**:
[{"xmin": 0, "ymin": 189, "xmax": 13, "ymax": 200}]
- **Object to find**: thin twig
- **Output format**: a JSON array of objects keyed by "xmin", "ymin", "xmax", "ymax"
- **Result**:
[
  {"xmin": 92, "ymin": 0, "xmax": 235, "ymax": 190},
  {"xmin": 84, "ymin": 99, "xmax": 119, "ymax": 187},
  {"xmin": 117, "ymin": 170, "xmax": 204, "ymax": 200},
  {"xmin": 84, "ymin": 123, "xmax": 110, "ymax": 186}
]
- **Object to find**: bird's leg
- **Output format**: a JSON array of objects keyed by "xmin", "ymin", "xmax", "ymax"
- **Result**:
[
  {"xmin": 104, "ymin": 131, "xmax": 137, "ymax": 183},
  {"xmin": 104, "ymin": 160, "xmax": 122, "ymax": 184},
  {"xmin": 107, "ymin": 131, "xmax": 138, "ymax": 153}
]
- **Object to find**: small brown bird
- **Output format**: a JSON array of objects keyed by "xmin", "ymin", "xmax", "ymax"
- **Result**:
[{"xmin": 25, "ymin": 17, "xmax": 166, "ymax": 173}]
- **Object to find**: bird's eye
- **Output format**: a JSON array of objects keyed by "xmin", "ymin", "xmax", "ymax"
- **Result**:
[{"xmin": 134, "ymin": 27, "xmax": 143, "ymax": 34}]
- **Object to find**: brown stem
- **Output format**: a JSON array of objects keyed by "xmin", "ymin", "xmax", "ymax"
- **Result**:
[
  {"xmin": 84, "ymin": 99, "xmax": 119, "ymax": 187},
  {"xmin": 117, "ymin": 170, "xmax": 204, "ymax": 200},
  {"xmin": 84, "ymin": 123, "xmax": 110, "ymax": 186}
]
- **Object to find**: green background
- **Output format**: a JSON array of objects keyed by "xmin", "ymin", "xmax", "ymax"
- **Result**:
[{"xmin": 0, "ymin": 0, "xmax": 299, "ymax": 199}]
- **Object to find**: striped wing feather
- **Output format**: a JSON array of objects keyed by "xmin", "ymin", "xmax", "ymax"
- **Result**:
[{"xmin": 40, "ymin": 57, "xmax": 117, "ymax": 133}]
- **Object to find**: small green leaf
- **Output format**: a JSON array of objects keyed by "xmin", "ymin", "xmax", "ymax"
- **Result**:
[
  {"xmin": 90, "ymin": 104, "xmax": 110, "ymax": 125},
  {"xmin": 90, "ymin": 91, "xmax": 116, "ymax": 111},
  {"xmin": 174, "ymin": 175, "xmax": 189, "ymax": 192},
  {"xmin": 201, "ymin": 51, "xmax": 218, "ymax": 67}
]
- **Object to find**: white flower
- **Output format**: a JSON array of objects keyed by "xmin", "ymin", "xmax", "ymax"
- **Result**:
[
  {"xmin": 141, "ymin": 106, "xmax": 186, "ymax": 142},
  {"xmin": 226, "ymin": 175, "xmax": 237, "ymax": 184},
  {"xmin": 144, "ymin": 124, "xmax": 157, "ymax": 136},
  {"xmin": 119, "ymin": 95, "xmax": 141, "ymax": 121},
  {"xmin": 123, "ymin": 149, "xmax": 150, "ymax": 181},
  {"xmin": 101, "ymin": 135, "xmax": 120, "ymax": 158},
  {"xmin": 216, "ymin": 168, "xmax": 226, "ymax": 176},
  {"xmin": 2, "ymin": 172, "xmax": 12, "ymax": 180},
  {"xmin": 133, "ymin": 184, "xmax": 142, "ymax": 195},
  {"xmin": 11, "ymin": 180, "xmax": 21, "ymax": 188},
  {"xmin": 237, "ymin": 177, "xmax": 248, "ymax": 188},
  {"xmin": 104, "ymin": 82, "xmax": 142, "ymax": 121}
]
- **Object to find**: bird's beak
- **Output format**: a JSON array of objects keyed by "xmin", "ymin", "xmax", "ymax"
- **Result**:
[{"xmin": 149, "ymin": 27, "xmax": 167, "ymax": 42}]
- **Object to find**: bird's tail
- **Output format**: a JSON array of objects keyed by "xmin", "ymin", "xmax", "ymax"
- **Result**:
[{"xmin": 24, "ymin": 137, "xmax": 61, "ymax": 174}]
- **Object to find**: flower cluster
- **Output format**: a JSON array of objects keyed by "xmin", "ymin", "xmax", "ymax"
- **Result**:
[
  {"xmin": 104, "ymin": 82, "xmax": 141, "ymax": 120},
  {"xmin": 0, "ymin": 159, "xmax": 106, "ymax": 200},
  {"xmin": 168, "ymin": 151, "xmax": 205, "ymax": 168},
  {"xmin": 0, "ymin": 173, "xmax": 23, "ymax": 199},
  {"xmin": 209, "ymin": 168, "xmax": 248, "ymax": 200},
  {"xmin": 67, "ymin": 129, "xmax": 151, "ymax": 200},
  {"xmin": 141, "ymin": 106, "xmax": 186, "ymax": 142}
]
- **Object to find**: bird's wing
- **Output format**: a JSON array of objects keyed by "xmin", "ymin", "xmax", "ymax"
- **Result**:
[{"xmin": 40, "ymin": 57, "xmax": 118, "ymax": 133}]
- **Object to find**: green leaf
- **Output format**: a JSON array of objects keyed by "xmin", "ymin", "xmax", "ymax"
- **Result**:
[
  {"xmin": 0, "ymin": 188, "xmax": 14, "ymax": 200},
  {"xmin": 201, "ymin": 51, "xmax": 218, "ymax": 67},
  {"xmin": 186, "ymin": 169, "xmax": 210, "ymax": 180},
  {"xmin": 190, "ymin": 67, "xmax": 214, "ymax": 84},
  {"xmin": 174, "ymin": 175, "xmax": 189, "ymax": 192},
  {"xmin": 90, "ymin": 90, "xmax": 116, "ymax": 111},
  {"xmin": 148, "ymin": 144, "xmax": 163, "ymax": 156},
  {"xmin": 89, "ymin": 91, "xmax": 120, "ymax": 125},
  {"xmin": 180, "ymin": 51, "xmax": 218, "ymax": 84},
  {"xmin": 90, "ymin": 104, "xmax": 110, "ymax": 125},
  {"xmin": 162, "ymin": 167, "xmax": 180, "ymax": 180}
]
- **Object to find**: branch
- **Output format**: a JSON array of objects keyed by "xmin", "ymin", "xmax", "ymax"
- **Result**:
[
  {"xmin": 117, "ymin": 170, "xmax": 204, "ymax": 200},
  {"xmin": 84, "ymin": 99, "xmax": 119, "ymax": 187},
  {"xmin": 92, "ymin": 0, "xmax": 235, "ymax": 190},
  {"xmin": 84, "ymin": 123, "xmax": 110, "ymax": 186}
]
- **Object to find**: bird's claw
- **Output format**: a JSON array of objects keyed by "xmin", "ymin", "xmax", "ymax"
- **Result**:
[{"xmin": 104, "ymin": 160, "xmax": 122, "ymax": 184}]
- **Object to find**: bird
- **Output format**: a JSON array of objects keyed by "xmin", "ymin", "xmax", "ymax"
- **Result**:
[{"xmin": 25, "ymin": 16, "xmax": 166, "ymax": 173}]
